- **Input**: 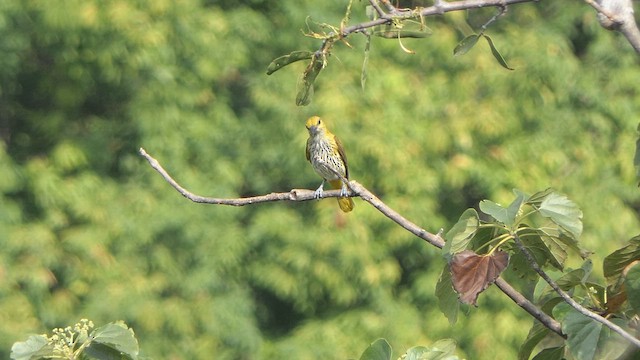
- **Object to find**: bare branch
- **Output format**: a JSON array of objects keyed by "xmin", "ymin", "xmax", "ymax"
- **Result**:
[
  {"xmin": 327, "ymin": 0, "xmax": 640, "ymax": 56},
  {"xmin": 513, "ymin": 232, "xmax": 640, "ymax": 348},
  {"xmin": 339, "ymin": 0, "xmax": 536, "ymax": 37},
  {"xmin": 139, "ymin": 147, "xmax": 563, "ymax": 337},
  {"xmin": 139, "ymin": 148, "xmax": 351, "ymax": 205},
  {"xmin": 584, "ymin": 0, "xmax": 640, "ymax": 53}
]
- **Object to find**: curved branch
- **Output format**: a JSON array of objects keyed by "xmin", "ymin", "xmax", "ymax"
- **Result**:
[
  {"xmin": 139, "ymin": 147, "xmax": 563, "ymax": 337},
  {"xmin": 513, "ymin": 233, "xmax": 640, "ymax": 348},
  {"xmin": 139, "ymin": 148, "xmax": 340, "ymax": 205}
]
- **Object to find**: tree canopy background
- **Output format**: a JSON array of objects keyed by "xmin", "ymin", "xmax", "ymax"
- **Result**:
[{"xmin": 1, "ymin": 0, "xmax": 639, "ymax": 359}]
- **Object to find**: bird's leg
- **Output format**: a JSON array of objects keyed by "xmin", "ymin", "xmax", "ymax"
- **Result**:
[
  {"xmin": 340, "ymin": 182, "xmax": 348, "ymax": 197},
  {"xmin": 314, "ymin": 180, "xmax": 325, "ymax": 199}
]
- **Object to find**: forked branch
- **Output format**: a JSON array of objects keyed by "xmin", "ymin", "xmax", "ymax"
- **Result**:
[{"xmin": 325, "ymin": 0, "xmax": 640, "ymax": 55}]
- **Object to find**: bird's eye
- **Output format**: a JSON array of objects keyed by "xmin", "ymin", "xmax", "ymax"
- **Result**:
[{"xmin": 317, "ymin": 119, "xmax": 321, "ymax": 125}]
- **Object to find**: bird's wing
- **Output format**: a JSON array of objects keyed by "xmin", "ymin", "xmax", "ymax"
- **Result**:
[
  {"xmin": 335, "ymin": 135, "xmax": 349, "ymax": 179},
  {"xmin": 305, "ymin": 137, "xmax": 311, "ymax": 162}
]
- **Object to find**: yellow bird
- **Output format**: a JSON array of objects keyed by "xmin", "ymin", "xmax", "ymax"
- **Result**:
[{"xmin": 305, "ymin": 116, "xmax": 354, "ymax": 212}]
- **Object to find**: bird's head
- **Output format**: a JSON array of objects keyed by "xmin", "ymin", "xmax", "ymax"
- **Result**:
[{"xmin": 305, "ymin": 116, "xmax": 326, "ymax": 136}]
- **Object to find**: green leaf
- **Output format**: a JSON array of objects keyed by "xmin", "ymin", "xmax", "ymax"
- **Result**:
[
  {"xmin": 511, "ymin": 228, "xmax": 557, "ymax": 275},
  {"xmin": 359, "ymin": 338, "xmax": 392, "ymax": 360},
  {"xmin": 551, "ymin": 302, "xmax": 571, "ymax": 322},
  {"xmin": 603, "ymin": 235, "xmax": 640, "ymax": 286},
  {"xmin": 531, "ymin": 346, "xmax": 564, "ymax": 360},
  {"xmin": 480, "ymin": 199, "xmax": 520, "ymax": 226},
  {"xmin": 453, "ymin": 34, "xmax": 480, "ymax": 56},
  {"xmin": 479, "ymin": 200, "xmax": 507, "ymax": 224},
  {"xmin": 480, "ymin": 190, "xmax": 527, "ymax": 227},
  {"xmin": 10, "ymin": 335, "xmax": 52, "ymax": 360},
  {"xmin": 506, "ymin": 189, "xmax": 527, "ymax": 224},
  {"xmin": 266, "ymin": 50, "xmax": 314, "ymax": 75},
  {"xmin": 482, "ymin": 34, "xmax": 514, "ymax": 70},
  {"xmin": 555, "ymin": 267, "xmax": 587, "ymax": 291},
  {"xmin": 443, "ymin": 208, "xmax": 479, "ymax": 256},
  {"xmin": 428, "ymin": 339, "xmax": 458, "ymax": 358},
  {"xmin": 555, "ymin": 306, "xmax": 630, "ymax": 360},
  {"xmin": 518, "ymin": 321, "xmax": 550, "ymax": 360},
  {"xmin": 537, "ymin": 229, "xmax": 569, "ymax": 270},
  {"xmin": 295, "ymin": 54, "xmax": 324, "ymax": 106},
  {"xmin": 624, "ymin": 262, "xmax": 640, "ymax": 313},
  {"xmin": 402, "ymin": 346, "xmax": 430, "ymax": 360},
  {"xmin": 538, "ymin": 192, "xmax": 583, "ymax": 239},
  {"xmin": 526, "ymin": 188, "xmax": 555, "ymax": 206},
  {"xmin": 90, "ymin": 322, "xmax": 139, "ymax": 360},
  {"xmin": 563, "ymin": 310, "xmax": 601, "ymax": 360},
  {"xmin": 436, "ymin": 264, "xmax": 459, "ymax": 325},
  {"xmin": 402, "ymin": 339, "xmax": 459, "ymax": 360},
  {"xmin": 468, "ymin": 226, "xmax": 499, "ymax": 255},
  {"xmin": 84, "ymin": 342, "xmax": 134, "ymax": 360}
]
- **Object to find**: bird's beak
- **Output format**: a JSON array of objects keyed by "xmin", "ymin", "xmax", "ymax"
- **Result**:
[{"xmin": 307, "ymin": 125, "xmax": 318, "ymax": 134}]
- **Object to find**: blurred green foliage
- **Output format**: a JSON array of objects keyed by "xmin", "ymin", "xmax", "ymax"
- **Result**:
[{"xmin": 1, "ymin": 0, "xmax": 640, "ymax": 359}]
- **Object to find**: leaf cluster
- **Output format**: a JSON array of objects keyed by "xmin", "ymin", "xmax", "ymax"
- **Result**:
[
  {"xmin": 11, "ymin": 320, "xmax": 138, "ymax": 360},
  {"xmin": 440, "ymin": 189, "xmax": 640, "ymax": 359},
  {"xmin": 358, "ymin": 338, "xmax": 461, "ymax": 360}
]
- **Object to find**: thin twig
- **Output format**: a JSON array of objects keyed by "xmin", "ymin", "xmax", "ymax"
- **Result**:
[
  {"xmin": 481, "ymin": 5, "xmax": 508, "ymax": 32},
  {"xmin": 139, "ymin": 147, "xmax": 564, "ymax": 337},
  {"xmin": 328, "ymin": 0, "xmax": 640, "ymax": 56},
  {"xmin": 513, "ymin": 232, "xmax": 640, "ymax": 348},
  {"xmin": 321, "ymin": 0, "xmax": 536, "ymax": 46},
  {"xmin": 369, "ymin": 0, "xmax": 387, "ymax": 18},
  {"xmin": 380, "ymin": 0, "xmax": 399, "ymax": 14}
]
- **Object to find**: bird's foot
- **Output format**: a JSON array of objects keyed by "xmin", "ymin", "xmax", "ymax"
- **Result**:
[
  {"xmin": 340, "ymin": 183, "xmax": 349, "ymax": 197},
  {"xmin": 314, "ymin": 182, "xmax": 325, "ymax": 199}
]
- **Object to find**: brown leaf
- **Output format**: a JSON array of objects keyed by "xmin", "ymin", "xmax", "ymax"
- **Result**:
[
  {"xmin": 604, "ymin": 287, "xmax": 627, "ymax": 315},
  {"xmin": 450, "ymin": 250, "xmax": 509, "ymax": 305}
]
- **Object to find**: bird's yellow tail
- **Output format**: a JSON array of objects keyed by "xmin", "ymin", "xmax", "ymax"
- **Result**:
[
  {"xmin": 329, "ymin": 179, "xmax": 354, "ymax": 213},
  {"xmin": 337, "ymin": 197, "xmax": 354, "ymax": 213}
]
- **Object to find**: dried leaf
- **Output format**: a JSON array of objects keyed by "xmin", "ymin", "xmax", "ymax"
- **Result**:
[{"xmin": 450, "ymin": 250, "xmax": 509, "ymax": 305}]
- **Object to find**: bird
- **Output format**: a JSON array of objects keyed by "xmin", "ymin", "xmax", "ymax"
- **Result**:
[{"xmin": 305, "ymin": 116, "xmax": 354, "ymax": 213}]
